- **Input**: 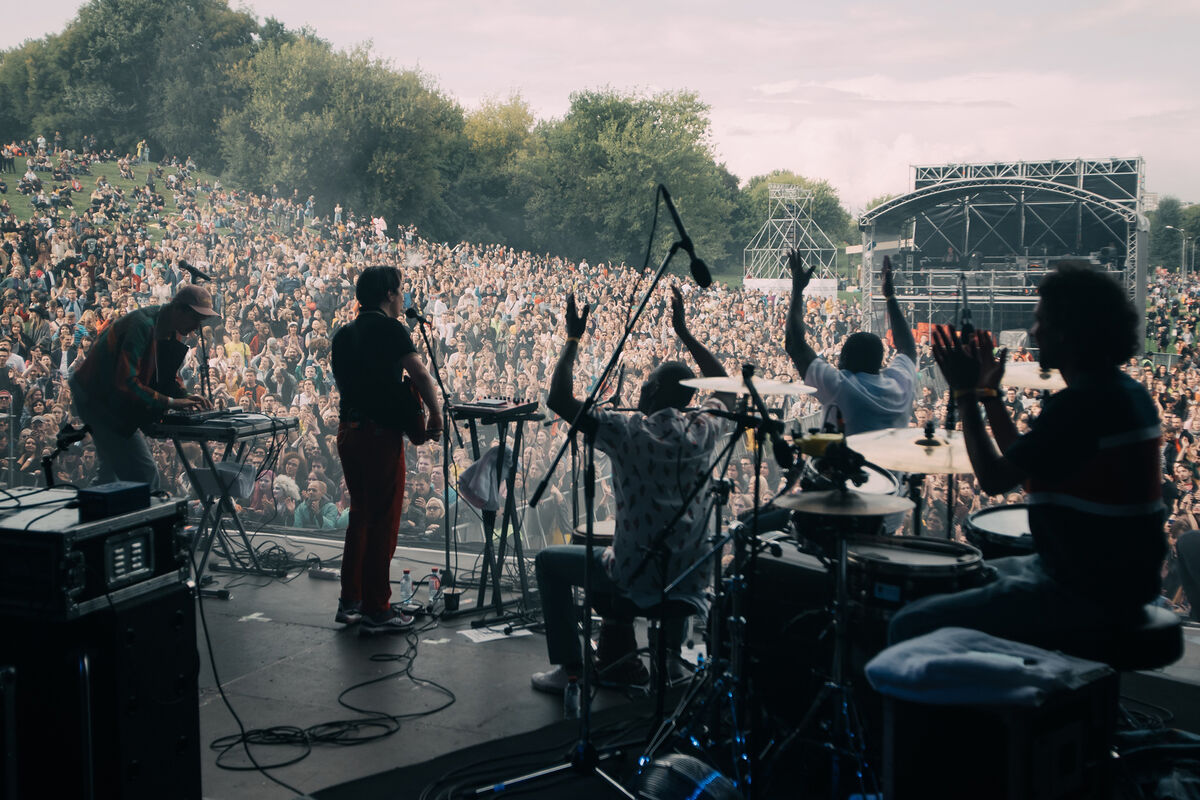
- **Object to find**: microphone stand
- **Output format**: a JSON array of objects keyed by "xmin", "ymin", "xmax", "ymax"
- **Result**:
[
  {"xmin": 409, "ymin": 312, "xmax": 463, "ymax": 588},
  {"xmin": 182, "ymin": 268, "xmax": 214, "ymax": 406},
  {"xmin": 483, "ymin": 242, "xmax": 686, "ymax": 799}
]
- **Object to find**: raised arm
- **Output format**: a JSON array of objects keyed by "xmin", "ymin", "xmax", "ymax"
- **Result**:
[
  {"xmin": 547, "ymin": 295, "xmax": 598, "ymax": 437},
  {"xmin": 973, "ymin": 330, "xmax": 1019, "ymax": 452},
  {"xmin": 882, "ymin": 255, "xmax": 916, "ymax": 362},
  {"xmin": 784, "ymin": 248, "xmax": 819, "ymax": 379},
  {"xmin": 933, "ymin": 325, "xmax": 1026, "ymax": 495},
  {"xmin": 670, "ymin": 285, "xmax": 733, "ymax": 410}
]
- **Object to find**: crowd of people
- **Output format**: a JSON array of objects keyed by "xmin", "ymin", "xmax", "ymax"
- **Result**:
[{"xmin": 0, "ymin": 138, "xmax": 1195, "ymax": 611}]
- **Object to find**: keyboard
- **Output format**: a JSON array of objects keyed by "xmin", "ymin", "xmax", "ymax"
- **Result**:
[
  {"xmin": 160, "ymin": 405, "xmax": 243, "ymax": 424},
  {"xmin": 149, "ymin": 412, "xmax": 297, "ymax": 442},
  {"xmin": 451, "ymin": 398, "xmax": 540, "ymax": 422}
]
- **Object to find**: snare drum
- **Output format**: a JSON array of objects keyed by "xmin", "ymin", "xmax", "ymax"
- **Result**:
[
  {"xmin": 846, "ymin": 536, "xmax": 987, "ymax": 619},
  {"xmin": 964, "ymin": 504, "xmax": 1034, "ymax": 561},
  {"xmin": 571, "ymin": 519, "xmax": 616, "ymax": 547}
]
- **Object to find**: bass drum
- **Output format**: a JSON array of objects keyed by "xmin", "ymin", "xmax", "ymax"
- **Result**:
[
  {"xmin": 739, "ymin": 543, "xmax": 832, "ymax": 724},
  {"xmin": 964, "ymin": 504, "xmax": 1035, "ymax": 561}
]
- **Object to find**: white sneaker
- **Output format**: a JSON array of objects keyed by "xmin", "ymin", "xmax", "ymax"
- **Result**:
[{"xmin": 359, "ymin": 609, "xmax": 415, "ymax": 634}]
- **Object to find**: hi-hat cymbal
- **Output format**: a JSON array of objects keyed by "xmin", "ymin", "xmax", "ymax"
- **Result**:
[
  {"xmin": 845, "ymin": 427, "xmax": 972, "ymax": 475},
  {"xmin": 1003, "ymin": 362, "xmax": 1066, "ymax": 391},
  {"xmin": 679, "ymin": 376, "xmax": 816, "ymax": 396},
  {"xmin": 775, "ymin": 488, "xmax": 914, "ymax": 516}
]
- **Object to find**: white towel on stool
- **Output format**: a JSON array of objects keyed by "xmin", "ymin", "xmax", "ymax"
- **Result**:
[{"xmin": 865, "ymin": 627, "xmax": 1112, "ymax": 707}]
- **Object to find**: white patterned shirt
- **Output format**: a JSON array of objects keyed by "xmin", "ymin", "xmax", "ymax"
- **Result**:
[{"xmin": 591, "ymin": 396, "xmax": 731, "ymax": 609}]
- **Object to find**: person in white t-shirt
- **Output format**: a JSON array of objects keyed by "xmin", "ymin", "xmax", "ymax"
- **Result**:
[{"xmin": 786, "ymin": 252, "xmax": 916, "ymax": 436}]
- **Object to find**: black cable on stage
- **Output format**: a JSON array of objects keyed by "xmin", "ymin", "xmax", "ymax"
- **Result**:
[
  {"xmin": 204, "ymin": 600, "xmax": 457, "ymax": 775},
  {"xmin": 191, "ymin": 550, "xmax": 308, "ymax": 796}
]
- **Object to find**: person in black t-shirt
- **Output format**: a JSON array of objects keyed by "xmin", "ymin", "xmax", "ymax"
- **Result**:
[
  {"xmin": 331, "ymin": 266, "xmax": 442, "ymax": 634},
  {"xmin": 890, "ymin": 263, "xmax": 1166, "ymax": 650}
]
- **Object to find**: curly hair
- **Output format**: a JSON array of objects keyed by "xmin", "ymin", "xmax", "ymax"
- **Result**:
[
  {"xmin": 1038, "ymin": 261, "xmax": 1139, "ymax": 369},
  {"xmin": 273, "ymin": 474, "xmax": 301, "ymax": 501}
]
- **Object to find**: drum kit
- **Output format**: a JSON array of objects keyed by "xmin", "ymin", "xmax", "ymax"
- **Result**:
[{"xmin": 644, "ymin": 367, "xmax": 1054, "ymax": 797}]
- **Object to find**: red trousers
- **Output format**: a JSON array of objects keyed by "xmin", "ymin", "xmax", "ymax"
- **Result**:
[{"xmin": 337, "ymin": 420, "xmax": 406, "ymax": 615}]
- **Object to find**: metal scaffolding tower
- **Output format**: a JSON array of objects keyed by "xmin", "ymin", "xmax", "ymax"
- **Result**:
[{"xmin": 744, "ymin": 183, "xmax": 837, "ymax": 287}]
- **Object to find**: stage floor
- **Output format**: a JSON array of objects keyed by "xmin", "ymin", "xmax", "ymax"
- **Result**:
[
  {"xmin": 195, "ymin": 533, "xmax": 1200, "ymax": 799},
  {"xmin": 196, "ymin": 536, "xmax": 647, "ymax": 799}
]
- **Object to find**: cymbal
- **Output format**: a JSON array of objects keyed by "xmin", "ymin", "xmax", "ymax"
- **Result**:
[
  {"xmin": 775, "ymin": 488, "xmax": 914, "ymax": 516},
  {"xmin": 679, "ymin": 376, "xmax": 816, "ymax": 396},
  {"xmin": 1003, "ymin": 362, "xmax": 1066, "ymax": 391},
  {"xmin": 845, "ymin": 427, "xmax": 971, "ymax": 475}
]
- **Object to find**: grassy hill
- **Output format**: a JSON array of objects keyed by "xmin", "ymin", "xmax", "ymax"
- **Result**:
[{"xmin": 7, "ymin": 158, "xmax": 225, "ymax": 242}]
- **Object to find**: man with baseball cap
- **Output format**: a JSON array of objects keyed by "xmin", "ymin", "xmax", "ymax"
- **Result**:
[{"xmin": 70, "ymin": 283, "xmax": 218, "ymax": 490}]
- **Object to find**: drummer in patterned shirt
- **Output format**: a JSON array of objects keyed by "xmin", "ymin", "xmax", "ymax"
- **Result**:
[
  {"xmin": 530, "ymin": 286, "xmax": 733, "ymax": 694},
  {"xmin": 889, "ymin": 263, "xmax": 1166, "ymax": 649}
]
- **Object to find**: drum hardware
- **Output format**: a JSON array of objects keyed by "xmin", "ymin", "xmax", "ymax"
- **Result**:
[
  {"xmin": 765, "ymin": 458, "xmax": 913, "ymax": 799},
  {"xmin": 848, "ymin": 422, "xmax": 971, "ymax": 539},
  {"xmin": 640, "ymin": 366, "xmax": 795, "ymax": 795}
]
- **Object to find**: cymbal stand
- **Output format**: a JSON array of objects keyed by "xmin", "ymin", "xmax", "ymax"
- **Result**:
[
  {"xmin": 906, "ymin": 472, "xmax": 927, "ymax": 537},
  {"xmin": 637, "ymin": 380, "xmax": 786, "ymax": 798},
  {"xmin": 763, "ymin": 479, "xmax": 878, "ymax": 800},
  {"xmin": 943, "ymin": 398, "xmax": 958, "ymax": 539}
]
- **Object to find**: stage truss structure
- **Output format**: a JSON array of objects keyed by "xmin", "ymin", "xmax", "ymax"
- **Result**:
[
  {"xmin": 858, "ymin": 157, "xmax": 1148, "ymax": 343},
  {"xmin": 744, "ymin": 183, "xmax": 837, "ymax": 290}
]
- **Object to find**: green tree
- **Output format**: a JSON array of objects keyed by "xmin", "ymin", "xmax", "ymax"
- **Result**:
[
  {"xmin": 1150, "ymin": 196, "xmax": 1185, "ymax": 270},
  {"xmin": 522, "ymin": 89, "xmax": 741, "ymax": 274},
  {"xmin": 147, "ymin": 0, "xmax": 258, "ymax": 166},
  {"xmin": 221, "ymin": 37, "xmax": 465, "ymax": 237},
  {"xmin": 450, "ymin": 95, "xmax": 536, "ymax": 244}
]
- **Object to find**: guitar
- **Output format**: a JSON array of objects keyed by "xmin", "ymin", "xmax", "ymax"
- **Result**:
[{"xmin": 398, "ymin": 375, "xmax": 432, "ymax": 443}]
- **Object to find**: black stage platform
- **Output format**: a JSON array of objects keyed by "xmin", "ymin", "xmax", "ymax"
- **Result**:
[{"xmin": 194, "ymin": 533, "xmax": 1200, "ymax": 799}]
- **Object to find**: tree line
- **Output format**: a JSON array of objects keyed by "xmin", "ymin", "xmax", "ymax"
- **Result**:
[{"xmin": 0, "ymin": 0, "xmax": 854, "ymax": 279}]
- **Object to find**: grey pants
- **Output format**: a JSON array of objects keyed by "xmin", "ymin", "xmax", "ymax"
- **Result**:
[
  {"xmin": 80, "ymin": 411, "xmax": 161, "ymax": 492},
  {"xmin": 888, "ymin": 553, "xmax": 1118, "ymax": 651}
]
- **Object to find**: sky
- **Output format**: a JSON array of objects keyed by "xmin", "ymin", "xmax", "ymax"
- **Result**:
[{"xmin": 4, "ymin": 0, "xmax": 1197, "ymax": 211}]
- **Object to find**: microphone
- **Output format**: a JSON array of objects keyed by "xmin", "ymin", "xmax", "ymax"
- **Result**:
[
  {"xmin": 56, "ymin": 423, "xmax": 91, "ymax": 448},
  {"xmin": 660, "ymin": 185, "xmax": 712, "ymax": 288},
  {"xmin": 178, "ymin": 260, "xmax": 212, "ymax": 282},
  {"xmin": 405, "ymin": 307, "xmax": 430, "ymax": 325}
]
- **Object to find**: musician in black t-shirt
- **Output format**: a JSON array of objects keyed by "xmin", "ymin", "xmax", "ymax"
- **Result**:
[
  {"xmin": 890, "ymin": 264, "xmax": 1166, "ymax": 650},
  {"xmin": 331, "ymin": 266, "xmax": 442, "ymax": 634}
]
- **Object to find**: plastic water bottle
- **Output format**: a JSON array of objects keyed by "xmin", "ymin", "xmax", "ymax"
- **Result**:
[
  {"xmin": 427, "ymin": 567, "xmax": 441, "ymax": 608},
  {"xmin": 563, "ymin": 676, "xmax": 581, "ymax": 719},
  {"xmin": 398, "ymin": 569, "xmax": 413, "ymax": 604}
]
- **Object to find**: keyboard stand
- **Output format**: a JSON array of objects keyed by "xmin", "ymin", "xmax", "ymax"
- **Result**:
[
  {"xmin": 150, "ymin": 414, "xmax": 298, "ymax": 597},
  {"xmin": 448, "ymin": 408, "xmax": 542, "ymax": 626}
]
